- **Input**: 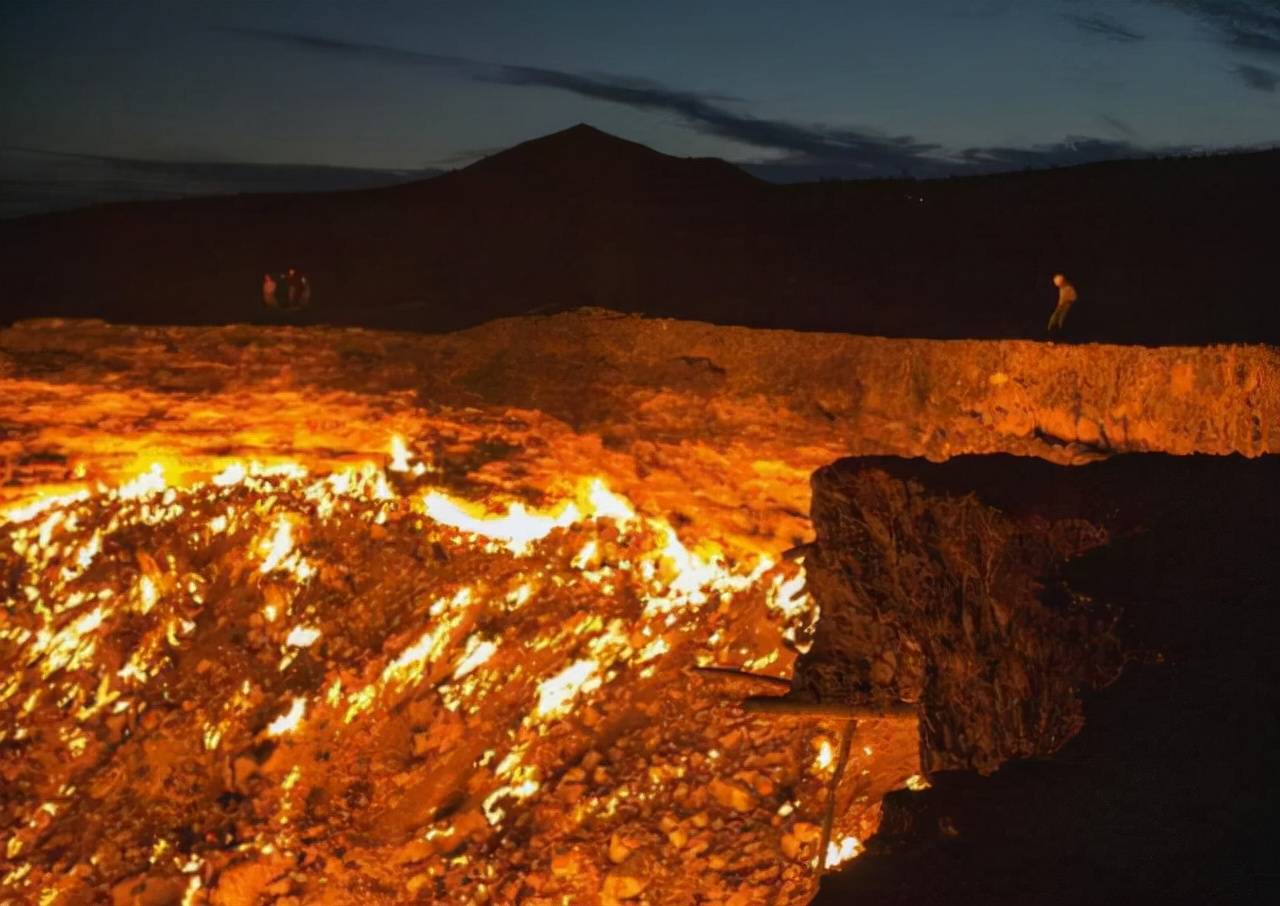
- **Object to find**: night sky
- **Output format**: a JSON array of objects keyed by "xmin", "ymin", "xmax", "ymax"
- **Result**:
[{"xmin": 2, "ymin": 1, "xmax": 1277, "ymax": 214}]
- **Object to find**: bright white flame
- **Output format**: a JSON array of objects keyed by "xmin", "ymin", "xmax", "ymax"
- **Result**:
[
  {"xmin": 814, "ymin": 738, "xmax": 834, "ymax": 772},
  {"xmin": 258, "ymin": 517, "xmax": 295, "ymax": 574},
  {"xmin": 74, "ymin": 531, "xmax": 101, "ymax": 571},
  {"xmin": 266, "ymin": 696, "xmax": 307, "ymax": 736},
  {"xmin": 117, "ymin": 464, "xmax": 167, "ymax": 500},
  {"xmin": 534, "ymin": 659, "xmax": 601, "ymax": 720},
  {"xmin": 389, "ymin": 435, "xmax": 412, "ymax": 472},
  {"xmin": 572, "ymin": 540, "xmax": 598, "ymax": 569},
  {"xmin": 284, "ymin": 626, "xmax": 321, "ymax": 648},
  {"xmin": 138, "ymin": 575, "xmax": 158, "ymax": 614},
  {"xmin": 825, "ymin": 835, "xmax": 863, "ymax": 868},
  {"xmin": 583, "ymin": 478, "xmax": 636, "ymax": 524},
  {"xmin": 211, "ymin": 463, "xmax": 246, "ymax": 487},
  {"xmin": 638, "ymin": 636, "xmax": 669, "ymax": 662},
  {"xmin": 452, "ymin": 636, "xmax": 497, "ymax": 680},
  {"xmin": 422, "ymin": 492, "xmax": 580, "ymax": 554},
  {"xmin": 2, "ymin": 490, "xmax": 90, "ymax": 524}
]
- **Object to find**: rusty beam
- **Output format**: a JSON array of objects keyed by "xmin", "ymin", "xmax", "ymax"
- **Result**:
[
  {"xmin": 740, "ymin": 696, "xmax": 916, "ymax": 720},
  {"xmin": 692, "ymin": 665, "xmax": 793, "ymax": 690}
]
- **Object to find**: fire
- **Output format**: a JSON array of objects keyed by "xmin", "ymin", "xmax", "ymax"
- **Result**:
[
  {"xmin": 0, "ymin": 430, "xmax": 858, "ymax": 905},
  {"xmin": 258, "ymin": 516, "xmax": 296, "ymax": 574},
  {"xmin": 211, "ymin": 463, "xmax": 247, "ymax": 486},
  {"xmin": 265, "ymin": 696, "xmax": 307, "ymax": 736},
  {"xmin": 814, "ymin": 737, "xmax": 835, "ymax": 772},
  {"xmin": 583, "ymin": 477, "xmax": 636, "ymax": 522},
  {"xmin": 284, "ymin": 625, "xmax": 321, "ymax": 647},
  {"xmin": 382, "ymin": 589, "xmax": 472, "ymax": 686},
  {"xmin": 389, "ymin": 434, "xmax": 412, "ymax": 472},
  {"xmin": 452, "ymin": 635, "xmax": 498, "ymax": 680},
  {"xmin": 825, "ymin": 835, "xmax": 864, "ymax": 868},
  {"xmin": 35, "ymin": 606, "xmax": 104, "ymax": 678},
  {"xmin": 420, "ymin": 491, "xmax": 580, "ymax": 555},
  {"xmin": 2, "ymin": 490, "xmax": 91, "ymax": 525},
  {"xmin": 116, "ymin": 463, "xmax": 167, "ymax": 500},
  {"xmin": 137, "ymin": 575, "xmax": 158, "ymax": 613},
  {"xmin": 534, "ymin": 659, "xmax": 602, "ymax": 720}
]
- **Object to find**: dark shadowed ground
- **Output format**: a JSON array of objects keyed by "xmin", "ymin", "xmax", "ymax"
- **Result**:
[
  {"xmin": 810, "ymin": 455, "xmax": 1280, "ymax": 905},
  {"xmin": 1, "ymin": 125, "xmax": 1277, "ymax": 346}
]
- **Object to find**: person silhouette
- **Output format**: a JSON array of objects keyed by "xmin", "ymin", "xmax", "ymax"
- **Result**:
[
  {"xmin": 1048, "ymin": 273, "xmax": 1077, "ymax": 332},
  {"xmin": 262, "ymin": 273, "xmax": 279, "ymax": 308},
  {"xmin": 284, "ymin": 268, "xmax": 298, "ymax": 308}
]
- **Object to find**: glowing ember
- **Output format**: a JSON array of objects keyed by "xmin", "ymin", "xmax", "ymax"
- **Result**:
[
  {"xmin": 137, "ymin": 575, "xmax": 158, "ymax": 613},
  {"xmin": 265, "ymin": 696, "xmax": 307, "ymax": 736},
  {"xmin": 421, "ymin": 491, "xmax": 580, "ymax": 554},
  {"xmin": 534, "ymin": 658, "xmax": 602, "ymax": 720},
  {"xmin": 2, "ymin": 489, "xmax": 91, "ymax": 524},
  {"xmin": 452, "ymin": 635, "xmax": 498, "ymax": 680},
  {"xmin": 258, "ymin": 516, "xmax": 296, "ymax": 574},
  {"xmin": 583, "ymin": 477, "xmax": 636, "ymax": 523},
  {"xmin": 388, "ymin": 434, "xmax": 412, "ymax": 472},
  {"xmin": 211, "ymin": 463, "xmax": 246, "ymax": 487},
  {"xmin": 825, "ymin": 835, "xmax": 864, "ymax": 868},
  {"xmin": 116, "ymin": 463, "xmax": 166, "ymax": 500},
  {"xmin": 284, "ymin": 625, "xmax": 321, "ymax": 647},
  {"xmin": 814, "ymin": 737, "xmax": 835, "ymax": 771}
]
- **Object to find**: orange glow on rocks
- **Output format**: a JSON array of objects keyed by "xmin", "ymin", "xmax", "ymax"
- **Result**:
[{"xmin": 0, "ymin": 434, "xmax": 884, "ymax": 905}]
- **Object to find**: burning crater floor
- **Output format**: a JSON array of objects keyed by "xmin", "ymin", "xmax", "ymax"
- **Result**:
[
  {"xmin": 1, "ymin": 311, "xmax": 1276, "ymax": 905},
  {"xmin": 2, "ymin": 446, "xmax": 904, "ymax": 906}
]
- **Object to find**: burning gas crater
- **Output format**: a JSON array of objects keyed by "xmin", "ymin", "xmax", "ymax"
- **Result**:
[{"xmin": 1, "ymin": 437, "xmax": 882, "ymax": 905}]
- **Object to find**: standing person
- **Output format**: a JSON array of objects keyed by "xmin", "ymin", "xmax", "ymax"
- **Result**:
[
  {"xmin": 295, "ymin": 272, "xmax": 311, "ymax": 308},
  {"xmin": 262, "ymin": 273, "xmax": 279, "ymax": 308},
  {"xmin": 1048, "ymin": 273, "xmax": 1077, "ymax": 332},
  {"xmin": 284, "ymin": 268, "xmax": 298, "ymax": 308}
]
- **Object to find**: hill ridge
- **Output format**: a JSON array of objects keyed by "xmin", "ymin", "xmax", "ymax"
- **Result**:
[{"xmin": 0, "ymin": 124, "xmax": 1276, "ymax": 345}]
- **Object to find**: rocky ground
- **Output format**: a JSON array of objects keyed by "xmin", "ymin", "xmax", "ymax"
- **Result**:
[
  {"xmin": 2, "ymin": 445, "xmax": 913, "ymax": 905},
  {"xmin": 1, "ymin": 311, "xmax": 1276, "ymax": 904}
]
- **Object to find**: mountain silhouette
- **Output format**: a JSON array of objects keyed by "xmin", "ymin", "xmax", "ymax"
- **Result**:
[
  {"xmin": 0, "ymin": 124, "xmax": 1276, "ymax": 344},
  {"xmin": 453, "ymin": 124, "xmax": 763, "ymax": 199}
]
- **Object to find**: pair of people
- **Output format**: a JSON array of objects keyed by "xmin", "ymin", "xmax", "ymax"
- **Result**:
[{"xmin": 262, "ymin": 268, "xmax": 311, "ymax": 310}]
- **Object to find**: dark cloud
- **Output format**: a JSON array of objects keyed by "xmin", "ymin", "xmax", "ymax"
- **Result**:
[
  {"xmin": 956, "ymin": 135, "xmax": 1191, "ymax": 170},
  {"xmin": 222, "ymin": 27, "xmax": 1192, "ymax": 181},
  {"xmin": 1065, "ymin": 13, "xmax": 1147, "ymax": 42},
  {"xmin": 1146, "ymin": 1, "xmax": 1280, "ymax": 56},
  {"xmin": 743, "ymin": 134, "xmax": 1189, "ymax": 181},
  {"xmin": 1233, "ymin": 61, "xmax": 1280, "ymax": 88},
  {"xmin": 1096, "ymin": 114, "xmax": 1140, "ymax": 138},
  {"xmin": 221, "ymin": 26, "xmax": 942, "ymax": 176}
]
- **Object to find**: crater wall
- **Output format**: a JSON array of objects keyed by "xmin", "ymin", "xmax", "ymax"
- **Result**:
[
  {"xmin": 805, "ymin": 454, "xmax": 1280, "ymax": 903},
  {"xmin": 2, "ymin": 309, "xmax": 1277, "ymax": 558}
]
